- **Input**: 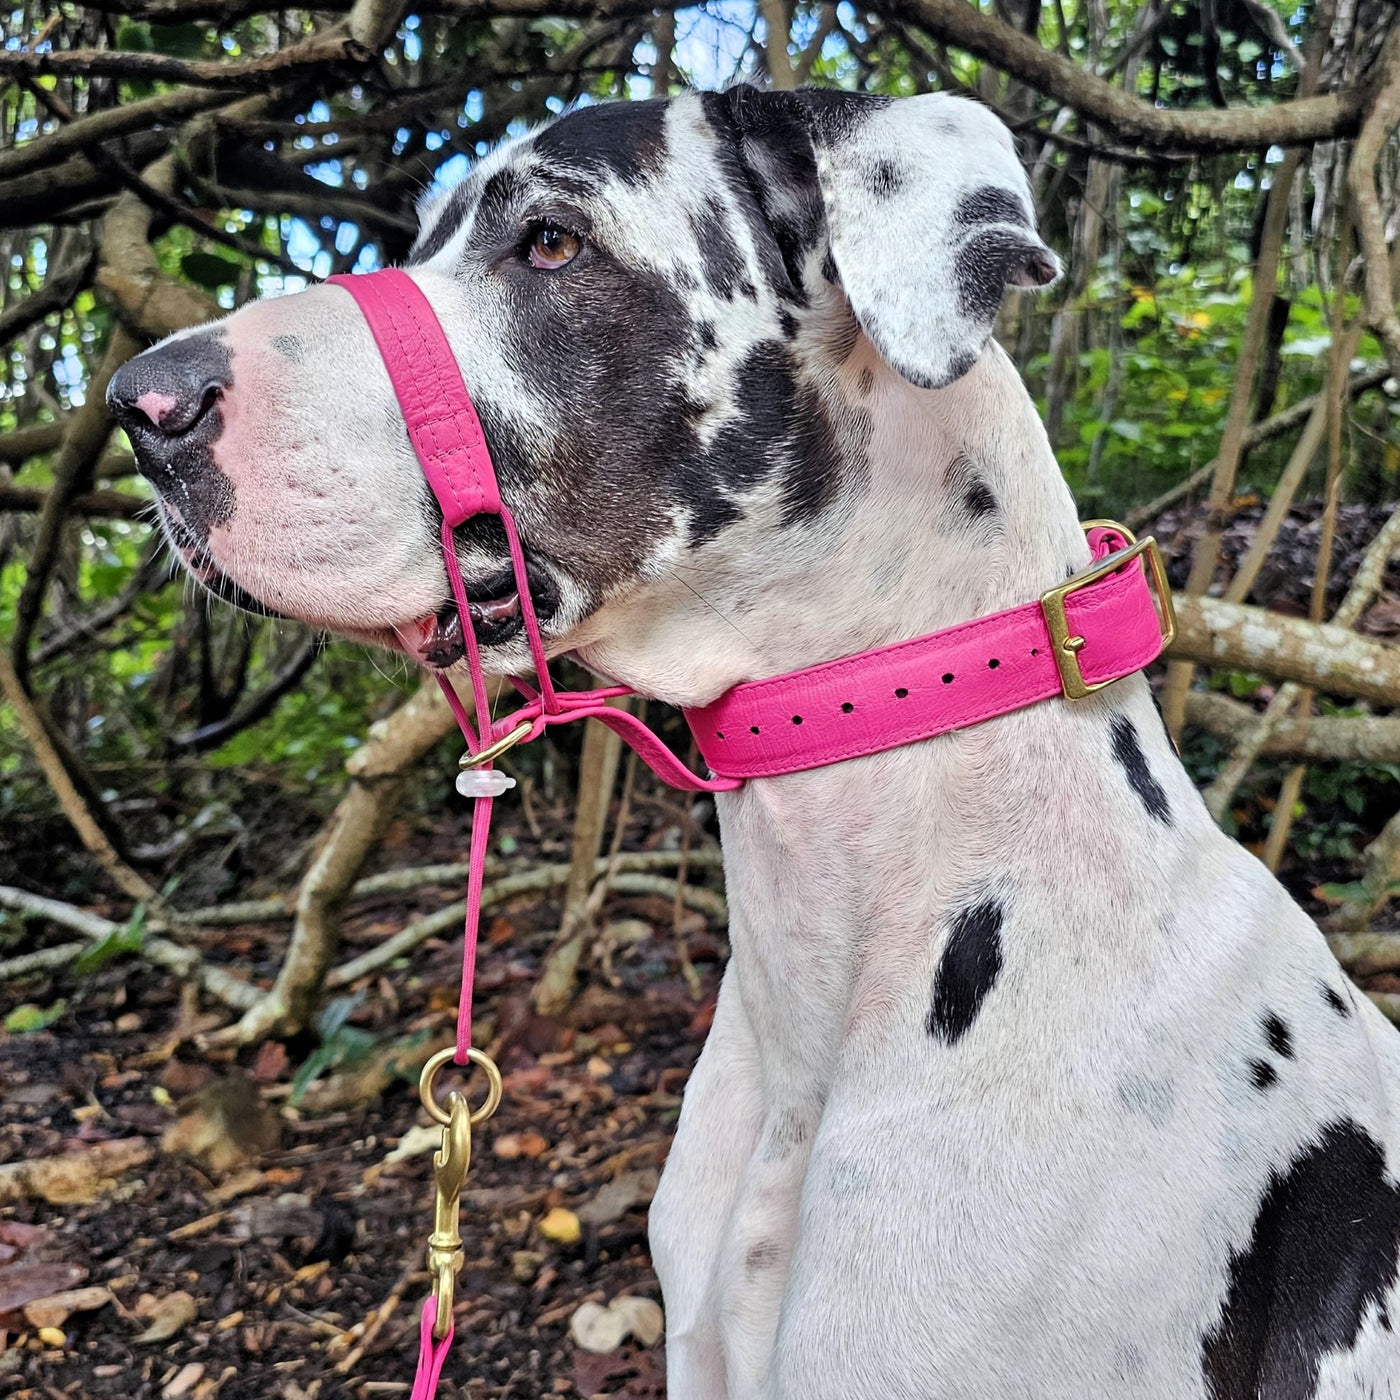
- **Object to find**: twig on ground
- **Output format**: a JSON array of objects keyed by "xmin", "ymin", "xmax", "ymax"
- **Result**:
[{"xmin": 0, "ymin": 886, "xmax": 258, "ymax": 1009}]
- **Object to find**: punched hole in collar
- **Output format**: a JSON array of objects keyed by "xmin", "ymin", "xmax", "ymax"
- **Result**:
[
  {"xmin": 750, "ymin": 725, "xmax": 760, "ymax": 735},
  {"xmin": 792, "ymin": 715, "xmax": 803, "ymax": 725},
  {"xmin": 942, "ymin": 673, "xmax": 954, "ymax": 684},
  {"xmin": 895, "ymin": 687, "xmax": 908, "ymax": 698},
  {"xmin": 716, "ymin": 731, "xmax": 725, "ymax": 739},
  {"xmin": 988, "ymin": 658, "xmax": 1000, "ymax": 669},
  {"xmin": 841, "ymin": 702, "xmax": 854, "ymax": 713}
]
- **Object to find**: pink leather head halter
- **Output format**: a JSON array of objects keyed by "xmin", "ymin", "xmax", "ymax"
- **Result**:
[{"xmin": 325, "ymin": 266, "xmax": 1175, "ymax": 1394}]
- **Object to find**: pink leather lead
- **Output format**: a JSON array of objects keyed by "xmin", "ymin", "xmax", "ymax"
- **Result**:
[{"xmin": 326, "ymin": 266, "xmax": 1174, "ymax": 1396}]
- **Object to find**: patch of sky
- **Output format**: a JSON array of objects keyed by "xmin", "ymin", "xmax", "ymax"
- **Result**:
[
  {"xmin": 674, "ymin": 2, "xmax": 758, "ymax": 88},
  {"xmin": 52, "ymin": 345, "xmax": 88, "ymax": 407},
  {"xmin": 305, "ymin": 160, "xmax": 345, "ymax": 187}
]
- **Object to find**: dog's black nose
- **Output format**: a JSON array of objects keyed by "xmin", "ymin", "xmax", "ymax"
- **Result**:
[{"xmin": 108, "ymin": 334, "xmax": 231, "ymax": 446}]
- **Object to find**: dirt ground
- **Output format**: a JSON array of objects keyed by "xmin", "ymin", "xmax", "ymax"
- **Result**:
[{"xmin": 0, "ymin": 803, "xmax": 719, "ymax": 1400}]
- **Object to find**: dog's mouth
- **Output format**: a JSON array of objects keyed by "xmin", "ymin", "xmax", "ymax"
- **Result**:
[
  {"xmin": 393, "ymin": 584, "xmax": 522, "ymax": 668},
  {"xmin": 159, "ymin": 507, "xmax": 560, "ymax": 667},
  {"xmin": 392, "ymin": 563, "xmax": 563, "ymax": 667},
  {"xmin": 163, "ymin": 511, "xmax": 291, "ymax": 621}
]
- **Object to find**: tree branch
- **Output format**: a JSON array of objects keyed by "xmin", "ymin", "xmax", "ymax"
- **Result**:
[
  {"xmin": 1347, "ymin": 25, "xmax": 1400, "ymax": 378},
  {"xmin": 0, "ymin": 485, "xmax": 149, "ymax": 518},
  {"xmin": 887, "ymin": 0, "xmax": 1364, "ymax": 151}
]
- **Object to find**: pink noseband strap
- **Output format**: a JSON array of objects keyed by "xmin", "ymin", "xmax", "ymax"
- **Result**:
[{"xmin": 326, "ymin": 266, "xmax": 1174, "ymax": 1398}]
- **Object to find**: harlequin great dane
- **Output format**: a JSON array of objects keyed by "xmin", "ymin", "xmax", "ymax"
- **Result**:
[{"xmin": 109, "ymin": 86, "xmax": 1400, "ymax": 1398}]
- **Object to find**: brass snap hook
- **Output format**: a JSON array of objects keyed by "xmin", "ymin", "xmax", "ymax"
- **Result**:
[{"xmin": 418, "ymin": 1048, "xmax": 503, "ymax": 1341}]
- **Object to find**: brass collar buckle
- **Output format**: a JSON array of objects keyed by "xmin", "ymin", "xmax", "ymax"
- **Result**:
[{"xmin": 1039, "ymin": 521, "xmax": 1177, "ymax": 701}]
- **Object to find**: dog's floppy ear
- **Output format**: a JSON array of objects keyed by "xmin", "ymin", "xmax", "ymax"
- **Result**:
[{"xmin": 720, "ymin": 87, "xmax": 1059, "ymax": 389}]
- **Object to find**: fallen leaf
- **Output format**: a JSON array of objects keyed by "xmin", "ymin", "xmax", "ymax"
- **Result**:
[
  {"xmin": 161, "ymin": 1075, "xmax": 281, "ymax": 1172},
  {"xmin": 250, "ymin": 1040, "xmax": 289, "ymax": 1084},
  {"xmin": 0, "ymin": 1139, "xmax": 152, "ymax": 1205},
  {"xmin": 0, "ymin": 1262, "xmax": 85, "ymax": 1314},
  {"xmin": 135, "ymin": 1290, "xmax": 198, "ymax": 1344},
  {"xmin": 570, "ymin": 1300, "xmax": 627, "ymax": 1354},
  {"xmin": 493, "ymin": 1131, "xmax": 548, "ymax": 1160},
  {"xmin": 614, "ymin": 1295, "xmax": 664, "ymax": 1347},
  {"xmin": 538, "ymin": 1207, "xmax": 581, "ymax": 1245},
  {"xmin": 22, "ymin": 1286, "xmax": 112, "ymax": 1329},
  {"xmin": 576, "ymin": 1169, "xmax": 658, "ymax": 1227},
  {"xmin": 205, "ymin": 1167, "xmax": 266, "ymax": 1206},
  {"xmin": 569, "ymin": 1294, "xmax": 664, "ymax": 1353},
  {"xmin": 162, "ymin": 1361, "xmax": 204, "ymax": 1397}
]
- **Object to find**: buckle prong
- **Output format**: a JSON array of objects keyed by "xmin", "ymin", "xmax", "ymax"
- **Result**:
[{"xmin": 1041, "ymin": 522, "xmax": 1176, "ymax": 701}]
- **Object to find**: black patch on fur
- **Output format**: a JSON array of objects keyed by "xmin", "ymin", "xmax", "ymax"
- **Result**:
[
  {"xmin": 963, "ymin": 478, "xmax": 997, "ymax": 519},
  {"xmin": 778, "ymin": 309, "xmax": 799, "ymax": 339},
  {"xmin": 411, "ymin": 174, "xmax": 479, "ymax": 263},
  {"xmin": 110, "ymin": 331, "xmax": 235, "ymax": 543},
  {"xmin": 1322, "ymin": 983, "xmax": 1351, "ymax": 1018},
  {"xmin": 760, "ymin": 1107, "xmax": 813, "ymax": 1162},
  {"xmin": 532, "ymin": 98, "xmax": 669, "ymax": 186},
  {"xmin": 689, "ymin": 204, "xmax": 748, "ymax": 301},
  {"xmin": 821, "ymin": 248, "xmax": 840, "ymax": 285},
  {"xmin": 1110, "ymin": 716, "xmax": 1171, "ymax": 825},
  {"xmin": 701, "ymin": 340, "xmax": 846, "ymax": 532},
  {"xmin": 945, "ymin": 347, "xmax": 978, "ymax": 382},
  {"xmin": 943, "ymin": 453, "xmax": 998, "ymax": 530},
  {"xmin": 954, "ymin": 227, "xmax": 1041, "ymax": 325},
  {"xmin": 868, "ymin": 159, "xmax": 904, "ymax": 198},
  {"xmin": 1202, "ymin": 1121, "xmax": 1400, "ymax": 1400},
  {"xmin": 704, "ymin": 87, "xmax": 831, "ymax": 301},
  {"xmin": 791, "ymin": 87, "xmax": 890, "ymax": 144},
  {"xmin": 954, "ymin": 186, "xmax": 1030, "ymax": 229},
  {"xmin": 745, "ymin": 1239, "xmax": 782, "ymax": 1275},
  {"xmin": 269, "ymin": 334, "xmax": 304, "ymax": 363},
  {"xmin": 927, "ymin": 900, "xmax": 1004, "ymax": 1045},
  {"xmin": 1263, "ymin": 1013, "xmax": 1294, "ymax": 1060},
  {"xmin": 1250, "ymin": 1060, "xmax": 1277, "ymax": 1091},
  {"xmin": 697, "ymin": 320, "xmax": 717, "ymax": 351}
]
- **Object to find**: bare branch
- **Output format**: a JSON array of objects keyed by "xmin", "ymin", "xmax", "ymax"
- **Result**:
[
  {"xmin": 1348, "ymin": 25, "xmax": 1400, "ymax": 378},
  {"xmin": 0, "ymin": 87, "xmax": 231, "ymax": 183},
  {"xmin": 886, "ymin": 0, "xmax": 1364, "ymax": 151},
  {"xmin": 0, "ymin": 485, "xmax": 149, "ymax": 518}
]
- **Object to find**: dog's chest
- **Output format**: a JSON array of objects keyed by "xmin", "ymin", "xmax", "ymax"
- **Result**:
[{"xmin": 706, "ymin": 694, "xmax": 1400, "ymax": 1397}]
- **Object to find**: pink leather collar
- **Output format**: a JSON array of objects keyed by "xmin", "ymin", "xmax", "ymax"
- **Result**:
[
  {"xmin": 325, "ymin": 266, "xmax": 1175, "ymax": 1396},
  {"xmin": 687, "ymin": 523, "xmax": 1173, "ymax": 779}
]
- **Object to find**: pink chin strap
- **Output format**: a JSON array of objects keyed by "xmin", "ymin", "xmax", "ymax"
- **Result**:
[{"xmin": 325, "ymin": 267, "xmax": 1174, "ymax": 1396}]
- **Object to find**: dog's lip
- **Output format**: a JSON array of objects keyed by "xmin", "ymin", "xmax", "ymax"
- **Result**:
[{"xmin": 393, "ymin": 589, "xmax": 524, "ymax": 668}]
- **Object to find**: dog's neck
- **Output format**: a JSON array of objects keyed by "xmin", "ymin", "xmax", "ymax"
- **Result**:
[
  {"xmin": 575, "ymin": 340, "xmax": 1220, "ymax": 1067},
  {"xmin": 576, "ymin": 340, "xmax": 1089, "ymax": 701}
]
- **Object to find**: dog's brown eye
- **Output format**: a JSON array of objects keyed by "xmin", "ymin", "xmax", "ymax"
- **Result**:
[{"xmin": 527, "ymin": 224, "xmax": 581, "ymax": 270}]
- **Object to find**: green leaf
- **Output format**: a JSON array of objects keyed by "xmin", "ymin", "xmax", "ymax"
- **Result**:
[
  {"xmin": 73, "ymin": 908, "xmax": 146, "ymax": 976},
  {"xmin": 6, "ymin": 1000, "xmax": 66, "ymax": 1033}
]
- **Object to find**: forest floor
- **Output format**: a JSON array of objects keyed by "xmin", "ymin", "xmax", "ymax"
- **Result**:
[
  {"xmin": 0, "ymin": 796, "xmax": 717, "ymax": 1400},
  {"xmin": 3, "ymin": 499, "xmax": 1400, "ymax": 1400}
]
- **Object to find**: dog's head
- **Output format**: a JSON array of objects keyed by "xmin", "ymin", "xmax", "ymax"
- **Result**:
[{"xmin": 109, "ymin": 88, "xmax": 1056, "ymax": 689}]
